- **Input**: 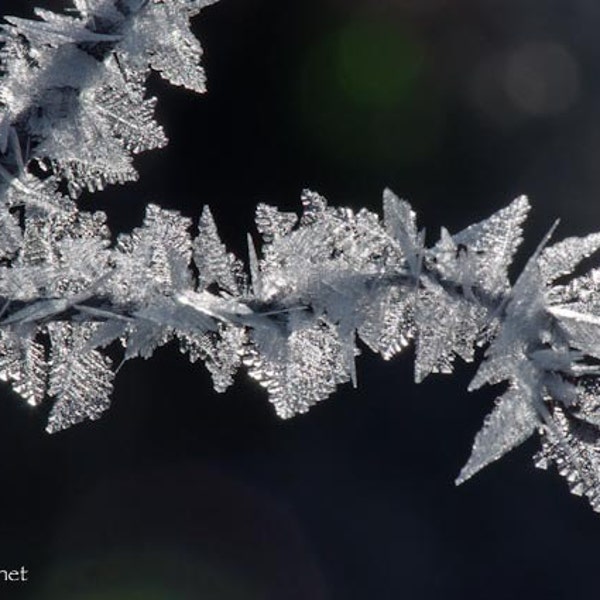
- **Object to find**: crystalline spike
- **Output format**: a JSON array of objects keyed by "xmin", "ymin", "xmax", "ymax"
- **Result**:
[
  {"xmin": 456, "ymin": 385, "xmax": 539, "ymax": 484},
  {"xmin": 0, "ymin": 113, "xmax": 11, "ymax": 154},
  {"xmin": 555, "ymin": 308, "xmax": 600, "ymax": 359},
  {"xmin": 247, "ymin": 233, "xmax": 262, "ymax": 299},
  {"xmin": 4, "ymin": 14, "xmax": 121, "ymax": 46},
  {"xmin": 451, "ymin": 195, "xmax": 530, "ymax": 296},
  {"xmin": 194, "ymin": 206, "xmax": 245, "ymax": 296},
  {"xmin": 468, "ymin": 232, "xmax": 549, "ymax": 394},
  {"xmin": 382, "ymin": 188, "xmax": 420, "ymax": 272}
]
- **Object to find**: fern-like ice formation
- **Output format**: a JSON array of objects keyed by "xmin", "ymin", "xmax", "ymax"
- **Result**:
[{"xmin": 3, "ymin": 1, "xmax": 600, "ymax": 515}]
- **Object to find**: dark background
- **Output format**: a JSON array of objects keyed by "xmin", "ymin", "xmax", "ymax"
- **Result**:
[{"xmin": 2, "ymin": 0, "xmax": 600, "ymax": 598}]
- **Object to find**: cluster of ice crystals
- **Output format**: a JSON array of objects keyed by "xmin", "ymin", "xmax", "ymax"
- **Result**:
[
  {"xmin": 0, "ymin": 0, "xmax": 214, "ymax": 196},
  {"xmin": 4, "ymin": 0, "xmax": 600, "ymax": 517},
  {"xmin": 4, "ymin": 170, "xmax": 600, "ymax": 510},
  {"xmin": 535, "ymin": 406, "xmax": 600, "ymax": 512},
  {"xmin": 117, "ymin": 0, "xmax": 209, "ymax": 93}
]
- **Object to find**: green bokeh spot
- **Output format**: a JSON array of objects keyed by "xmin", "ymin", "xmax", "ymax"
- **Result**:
[
  {"xmin": 336, "ymin": 21, "xmax": 424, "ymax": 109},
  {"xmin": 296, "ymin": 19, "xmax": 441, "ymax": 169}
]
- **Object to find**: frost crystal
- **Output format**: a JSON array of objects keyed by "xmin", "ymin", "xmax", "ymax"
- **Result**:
[
  {"xmin": 195, "ymin": 207, "xmax": 246, "ymax": 295},
  {"xmin": 245, "ymin": 315, "xmax": 350, "ymax": 418},
  {"xmin": 0, "ymin": 330, "xmax": 47, "ymax": 407},
  {"xmin": 456, "ymin": 384, "xmax": 539, "ymax": 484},
  {"xmin": 4, "ymin": 0, "xmax": 600, "ymax": 518},
  {"xmin": 46, "ymin": 322, "xmax": 114, "ymax": 433}
]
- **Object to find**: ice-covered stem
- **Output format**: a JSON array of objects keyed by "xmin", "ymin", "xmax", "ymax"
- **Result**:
[
  {"xmin": 0, "ymin": 0, "xmax": 216, "ymax": 197},
  {"xmin": 0, "ymin": 258, "xmax": 505, "ymax": 332},
  {"xmin": 1, "ymin": 187, "xmax": 600, "ymax": 511}
]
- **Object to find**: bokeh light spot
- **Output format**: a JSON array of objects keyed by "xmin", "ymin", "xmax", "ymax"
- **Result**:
[
  {"xmin": 505, "ymin": 41, "xmax": 580, "ymax": 116},
  {"xmin": 297, "ymin": 19, "xmax": 442, "ymax": 168},
  {"xmin": 336, "ymin": 21, "xmax": 424, "ymax": 109}
]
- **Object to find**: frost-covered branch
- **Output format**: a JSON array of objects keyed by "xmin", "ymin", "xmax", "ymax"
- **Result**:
[
  {"xmin": 1, "ymin": 185, "xmax": 600, "ymax": 514},
  {"xmin": 3, "ymin": 1, "xmax": 600, "ymax": 516}
]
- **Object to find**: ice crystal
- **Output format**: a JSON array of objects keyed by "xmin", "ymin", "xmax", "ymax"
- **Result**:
[
  {"xmin": 46, "ymin": 322, "xmax": 114, "ymax": 433},
  {"xmin": 194, "ymin": 206, "xmax": 246, "ymax": 295},
  {"xmin": 456, "ymin": 383, "xmax": 539, "ymax": 484},
  {"xmin": 0, "ymin": 330, "xmax": 47, "ymax": 407},
  {"xmin": 244, "ymin": 313, "xmax": 350, "ymax": 418}
]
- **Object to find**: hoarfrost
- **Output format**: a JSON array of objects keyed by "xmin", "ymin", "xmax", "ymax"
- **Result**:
[{"xmin": 4, "ymin": 0, "xmax": 600, "ymax": 516}]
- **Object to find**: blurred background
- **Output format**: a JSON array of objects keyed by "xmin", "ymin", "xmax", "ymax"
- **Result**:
[{"xmin": 2, "ymin": 0, "xmax": 600, "ymax": 598}]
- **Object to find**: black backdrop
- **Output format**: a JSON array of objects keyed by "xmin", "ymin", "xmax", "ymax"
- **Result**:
[{"xmin": 2, "ymin": 1, "xmax": 600, "ymax": 598}]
